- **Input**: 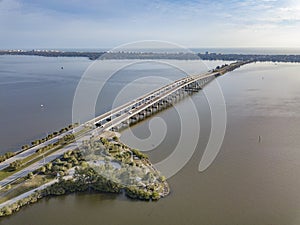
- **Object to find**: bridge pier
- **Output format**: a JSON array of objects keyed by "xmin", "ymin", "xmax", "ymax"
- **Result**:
[
  {"xmin": 184, "ymin": 81, "xmax": 201, "ymax": 92},
  {"xmin": 139, "ymin": 111, "xmax": 146, "ymax": 119},
  {"xmin": 146, "ymin": 108, "xmax": 152, "ymax": 113}
]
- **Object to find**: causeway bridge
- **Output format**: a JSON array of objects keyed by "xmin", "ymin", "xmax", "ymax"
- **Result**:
[
  {"xmin": 89, "ymin": 61, "xmax": 249, "ymax": 132},
  {"xmin": 0, "ymin": 61, "xmax": 248, "ymax": 189}
]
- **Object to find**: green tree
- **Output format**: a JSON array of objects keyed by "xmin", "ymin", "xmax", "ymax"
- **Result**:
[
  {"xmin": 39, "ymin": 166, "xmax": 46, "ymax": 173},
  {"xmin": 1, "ymin": 206, "xmax": 12, "ymax": 216},
  {"xmin": 45, "ymin": 162, "xmax": 52, "ymax": 171},
  {"xmin": 9, "ymin": 160, "xmax": 23, "ymax": 170},
  {"xmin": 152, "ymin": 191, "xmax": 160, "ymax": 200},
  {"xmin": 21, "ymin": 145, "xmax": 30, "ymax": 150},
  {"xmin": 112, "ymin": 136, "xmax": 119, "ymax": 141},
  {"xmin": 27, "ymin": 172, "xmax": 34, "ymax": 179}
]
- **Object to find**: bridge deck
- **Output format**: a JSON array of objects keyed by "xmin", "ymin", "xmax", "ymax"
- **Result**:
[{"xmin": 90, "ymin": 61, "xmax": 248, "ymax": 131}]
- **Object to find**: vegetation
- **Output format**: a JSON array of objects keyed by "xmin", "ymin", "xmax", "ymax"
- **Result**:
[
  {"xmin": 0, "ymin": 132, "xmax": 169, "ymax": 217},
  {"xmin": 79, "ymin": 134, "xmax": 168, "ymax": 199},
  {"xmin": 41, "ymin": 166, "xmax": 160, "ymax": 201},
  {"xmin": 35, "ymin": 133, "xmax": 75, "ymax": 154},
  {"xmin": 39, "ymin": 134, "xmax": 166, "ymax": 201},
  {"xmin": 0, "ymin": 132, "xmax": 76, "ymax": 175},
  {"xmin": 0, "ymin": 123, "xmax": 79, "ymax": 165},
  {"xmin": 21, "ymin": 145, "xmax": 30, "ymax": 151},
  {"xmin": 0, "ymin": 192, "xmax": 42, "ymax": 217},
  {"xmin": 37, "ymin": 149, "xmax": 84, "ymax": 177},
  {"xmin": 9, "ymin": 160, "xmax": 23, "ymax": 171},
  {"xmin": 0, "ymin": 175, "xmax": 50, "ymax": 204},
  {"xmin": 31, "ymin": 123, "xmax": 78, "ymax": 147},
  {"xmin": 131, "ymin": 148, "xmax": 148, "ymax": 159},
  {"xmin": 42, "ymin": 167, "xmax": 122, "ymax": 196},
  {"xmin": 0, "ymin": 152, "xmax": 16, "ymax": 163}
]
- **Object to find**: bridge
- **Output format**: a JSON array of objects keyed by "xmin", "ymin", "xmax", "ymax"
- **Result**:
[
  {"xmin": 0, "ymin": 61, "xmax": 248, "ymax": 189},
  {"xmin": 88, "ymin": 61, "xmax": 248, "ymax": 132}
]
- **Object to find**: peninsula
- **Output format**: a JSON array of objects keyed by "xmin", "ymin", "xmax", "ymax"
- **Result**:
[
  {"xmin": 0, "ymin": 131, "xmax": 169, "ymax": 217},
  {"xmin": 0, "ymin": 61, "xmax": 249, "ymax": 217}
]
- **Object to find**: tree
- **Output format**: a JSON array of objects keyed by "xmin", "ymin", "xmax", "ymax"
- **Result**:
[
  {"xmin": 39, "ymin": 166, "xmax": 46, "ymax": 173},
  {"xmin": 0, "ymin": 152, "xmax": 16, "ymax": 163},
  {"xmin": 45, "ymin": 162, "xmax": 52, "ymax": 170},
  {"xmin": 66, "ymin": 162, "xmax": 72, "ymax": 169},
  {"xmin": 21, "ymin": 145, "xmax": 30, "ymax": 150},
  {"xmin": 58, "ymin": 171, "xmax": 64, "ymax": 177},
  {"xmin": 73, "ymin": 167, "xmax": 97, "ymax": 186},
  {"xmin": 27, "ymin": 172, "xmax": 34, "ymax": 179},
  {"xmin": 152, "ymin": 191, "xmax": 160, "ymax": 200},
  {"xmin": 31, "ymin": 140, "xmax": 40, "ymax": 146},
  {"xmin": 5, "ymin": 152, "xmax": 16, "ymax": 159},
  {"xmin": 63, "ymin": 152, "xmax": 70, "ymax": 159},
  {"xmin": 9, "ymin": 160, "xmax": 23, "ymax": 170},
  {"xmin": 80, "ymin": 161, "xmax": 88, "ymax": 168},
  {"xmin": 1, "ymin": 206, "xmax": 12, "ymax": 216},
  {"xmin": 113, "ymin": 136, "xmax": 119, "ymax": 141},
  {"xmin": 159, "ymin": 176, "xmax": 166, "ymax": 182}
]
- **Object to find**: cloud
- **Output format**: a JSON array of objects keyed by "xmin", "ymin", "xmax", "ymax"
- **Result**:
[{"xmin": 0, "ymin": 0, "xmax": 299, "ymax": 48}]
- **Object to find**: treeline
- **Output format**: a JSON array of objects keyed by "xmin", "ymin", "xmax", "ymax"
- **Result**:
[
  {"xmin": 41, "ymin": 167, "xmax": 160, "ymax": 200},
  {"xmin": 8, "ymin": 159, "xmax": 23, "ymax": 170},
  {"xmin": 2, "ymin": 50, "xmax": 300, "ymax": 63},
  {"xmin": 198, "ymin": 52, "xmax": 300, "ymax": 63},
  {"xmin": 0, "ymin": 191, "xmax": 42, "ymax": 217},
  {"xmin": 0, "ymin": 166, "xmax": 162, "ymax": 217},
  {"xmin": 29, "ymin": 123, "xmax": 78, "ymax": 148},
  {"xmin": 0, "ymin": 123, "xmax": 78, "ymax": 165},
  {"xmin": 131, "ymin": 149, "xmax": 148, "ymax": 160},
  {"xmin": 0, "ymin": 152, "xmax": 16, "ymax": 163},
  {"xmin": 0, "ymin": 149, "xmax": 85, "ymax": 216},
  {"xmin": 38, "ymin": 149, "xmax": 84, "ymax": 177},
  {"xmin": 7, "ymin": 134, "xmax": 77, "ymax": 172},
  {"xmin": 35, "ymin": 134, "xmax": 75, "ymax": 154},
  {"xmin": 0, "ymin": 138, "xmax": 166, "ymax": 217},
  {"xmin": 42, "ymin": 167, "xmax": 121, "ymax": 196},
  {"xmin": 0, "ymin": 50, "xmax": 104, "ymax": 60}
]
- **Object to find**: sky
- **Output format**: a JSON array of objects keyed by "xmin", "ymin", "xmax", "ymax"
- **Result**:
[{"xmin": 0, "ymin": 0, "xmax": 300, "ymax": 49}]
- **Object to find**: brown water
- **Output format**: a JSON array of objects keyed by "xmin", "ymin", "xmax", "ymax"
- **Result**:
[{"xmin": 1, "ymin": 58, "xmax": 300, "ymax": 225}]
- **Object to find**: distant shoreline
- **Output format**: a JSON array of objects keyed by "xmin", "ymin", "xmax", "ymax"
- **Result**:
[{"xmin": 1, "ymin": 50, "xmax": 300, "ymax": 63}]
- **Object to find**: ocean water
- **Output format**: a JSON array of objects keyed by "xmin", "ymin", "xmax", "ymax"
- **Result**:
[{"xmin": 1, "ymin": 56, "xmax": 300, "ymax": 225}]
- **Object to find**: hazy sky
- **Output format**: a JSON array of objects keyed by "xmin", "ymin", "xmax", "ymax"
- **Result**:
[{"xmin": 1, "ymin": 0, "xmax": 300, "ymax": 49}]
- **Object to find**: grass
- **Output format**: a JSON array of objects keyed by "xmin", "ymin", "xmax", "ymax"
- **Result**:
[
  {"xmin": 0, "ymin": 127, "xmax": 91, "ymax": 182},
  {"xmin": 0, "ymin": 175, "xmax": 52, "ymax": 204},
  {"xmin": 0, "ymin": 171, "xmax": 16, "ymax": 181}
]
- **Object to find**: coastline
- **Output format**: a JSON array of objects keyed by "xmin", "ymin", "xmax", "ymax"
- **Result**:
[
  {"xmin": 1, "ymin": 50, "xmax": 300, "ymax": 63},
  {"xmin": 0, "ymin": 131, "xmax": 170, "ymax": 217}
]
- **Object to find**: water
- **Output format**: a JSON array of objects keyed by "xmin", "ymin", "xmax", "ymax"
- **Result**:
[
  {"xmin": 1, "ymin": 56, "xmax": 300, "ymax": 225},
  {"xmin": 0, "ymin": 55, "xmax": 90, "ymax": 153}
]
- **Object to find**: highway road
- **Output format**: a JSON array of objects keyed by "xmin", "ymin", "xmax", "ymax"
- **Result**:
[
  {"xmin": 0, "ymin": 126, "xmax": 83, "ymax": 171},
  {"xmin": 0, "ymin": 131, "xmax": 91, "ymax": 188},
  {"xmin": 0, "ymin": 179, "xmax": 57, "ymax": 209}
]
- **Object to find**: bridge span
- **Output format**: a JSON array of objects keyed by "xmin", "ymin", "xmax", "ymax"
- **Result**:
[
  {"xmin": 88, "ymin": 61, "xmax": 249, "ymax": 132},
  {"xmin": 0, "ymin": 61, "xmax": 249, "ymax": 189}
]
